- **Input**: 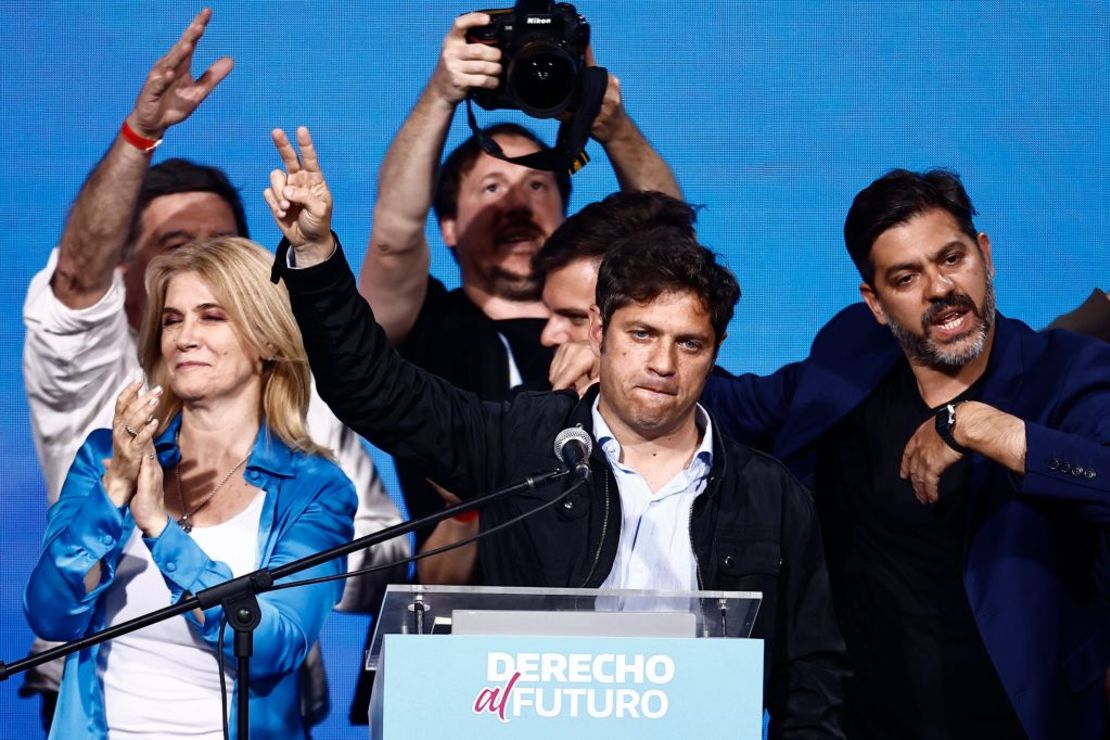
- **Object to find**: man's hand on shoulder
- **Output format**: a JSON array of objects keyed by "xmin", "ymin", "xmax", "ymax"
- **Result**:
[{"xmin": 549, "ymin": 341, "xmax": 599, "ymax": 396}]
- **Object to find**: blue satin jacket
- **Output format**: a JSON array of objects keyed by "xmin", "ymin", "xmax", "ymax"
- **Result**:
[
  {"xmin": 704, "ymin": 303, "xmax": 1110, "ymax": 740},
  {"xmin": 24, "ymin": 415, "xmax": 357, "ymax": 739}
]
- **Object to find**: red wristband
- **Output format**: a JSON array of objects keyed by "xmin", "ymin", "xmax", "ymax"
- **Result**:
[
  {"xmin": 120, "ymin": 119, "xmax": 163, "ymax": 154},
  {"xmin": 452, "ymin": 509, "xmax": 479, "ymax": 523}
]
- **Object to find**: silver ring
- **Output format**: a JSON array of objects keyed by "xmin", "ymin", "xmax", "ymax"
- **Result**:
[{"xmin": 124, "ymin": 424, "xmax": 139, "ymax": 438}]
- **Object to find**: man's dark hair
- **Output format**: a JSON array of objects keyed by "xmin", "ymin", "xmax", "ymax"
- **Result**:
[
  {"xmin": 534, "ymin": 191, "xmax": 699, "ymax": 281},
  {"xmin": 596, "ymin": 226, "xmax": 740, "ymax": 347},
  {"xmin": 125, "ymin": 158, "xmax": 249, "ymax": 257},
  {"xmin": 844, "ymin": 168, "xmax": 979, "ymax": 285},
  {"xmin": 432, "ymin": 123, "xmax": 572, "ymax": 227}
]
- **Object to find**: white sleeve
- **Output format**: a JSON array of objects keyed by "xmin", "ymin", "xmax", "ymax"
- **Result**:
[
  {"xmin": 23, "ymin": 248, "xmax": 140, "ymax": 504},
  {"xmin": 306, "ymin": 381, "xmax": 410, "ymax": 614}
]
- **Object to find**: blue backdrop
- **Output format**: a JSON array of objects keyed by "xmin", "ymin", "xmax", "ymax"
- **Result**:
[{"xmin": 2, "ymin": 2, "xmax": 1106, "ymax": 737}]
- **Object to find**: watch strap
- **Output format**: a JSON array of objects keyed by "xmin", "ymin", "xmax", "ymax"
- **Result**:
[{"xmin": 935, "ymin": 402, "xmax": 970, "ymax": 455}]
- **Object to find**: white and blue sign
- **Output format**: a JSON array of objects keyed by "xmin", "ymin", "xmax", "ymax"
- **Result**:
[{"xmin": 378, "ymin": 634, "xmax": 763, "ymax": 738}]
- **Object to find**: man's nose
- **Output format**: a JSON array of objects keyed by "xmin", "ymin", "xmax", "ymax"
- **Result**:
[
  {"xmin": 501, "ymin": 180, "xmax": 534, "ymax": 213},
  {"xmin": 924, "ymin": 269, "xmax": 956, "ymax": 299},
  {"xmin": 647, "ymin": 341, "xmax": 677, "ymax": 375},
  {"xmin": 540, "ymin": 316, "xmax": 569, "ymax": 348}
]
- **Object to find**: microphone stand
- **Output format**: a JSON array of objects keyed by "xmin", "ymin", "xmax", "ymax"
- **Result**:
[{"xmin": 1, "ymin": 466, "xmax": 570, "ymax": 738}]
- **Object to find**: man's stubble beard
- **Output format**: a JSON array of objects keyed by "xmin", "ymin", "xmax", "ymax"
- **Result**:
[{"xmin": 882, "ymin": 275, "xmax": 997, "ymax": 369}]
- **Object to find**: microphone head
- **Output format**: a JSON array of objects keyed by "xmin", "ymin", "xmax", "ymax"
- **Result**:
[{"xmin": 553, "ymin": 426, "xmax": 593, "ymax": 460}]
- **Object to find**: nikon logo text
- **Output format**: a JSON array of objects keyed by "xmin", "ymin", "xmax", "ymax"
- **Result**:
[{"xmin": 526, "ymin": 17, "xmax": 553, "ymax": 24}]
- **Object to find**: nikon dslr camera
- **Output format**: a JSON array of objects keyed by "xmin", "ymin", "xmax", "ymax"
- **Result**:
[{"xmin": 466, "ymin": 0, "xmax": 590, "ymax": 119}]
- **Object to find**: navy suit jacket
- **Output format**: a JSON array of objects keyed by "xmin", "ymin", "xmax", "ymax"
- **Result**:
[{"xmin": 704, "ymin": 303, "xmax": 1110, "ymax": 740}]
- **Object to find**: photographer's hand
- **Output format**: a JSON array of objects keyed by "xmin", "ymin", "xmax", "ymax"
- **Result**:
[
  {"xmin": 430, "ymin": 13, "xmax": 502, "ymax": 105},
  {"xmin": 265, "ymin": 126, "xmax": 335, "ymax": 268},
  {"xmin": 584, "ymin": 45, "xmax": 632, "ymax": 145},
  {"xmin": 585, "ymin": 45, "xmax": 682, "ymax": 198}
]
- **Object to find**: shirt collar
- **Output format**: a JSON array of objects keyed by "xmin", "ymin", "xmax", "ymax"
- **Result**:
[
  {"xmin": 154, "ymin": 413, "xmax": 296, "ymax": 478},
  {"xmin": 591, "ymin": 395, "xmax": 714, "ymax": 473}
]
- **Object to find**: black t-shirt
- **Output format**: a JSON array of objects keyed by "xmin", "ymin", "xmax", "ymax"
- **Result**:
[
  {"xmin": 395, "ymin": 277, "xmax": 553, "ymax": 548},
  {"xmin": 815, "ymin": 358, "xmax": 1026, "ymax": 740}
]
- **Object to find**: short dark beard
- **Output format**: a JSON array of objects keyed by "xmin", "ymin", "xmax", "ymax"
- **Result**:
[
  {"xmin": 882, "ymin": 276, "xmax": 996, "ymax": 368},
  {"xmin": 490, "ymin": 267, "xmax": 542, "ymax": 302}
]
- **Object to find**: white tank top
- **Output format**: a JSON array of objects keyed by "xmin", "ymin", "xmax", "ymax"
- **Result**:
[{"xmin": 97, "ymin": 491, "xmax": 265, "ymax": 738}]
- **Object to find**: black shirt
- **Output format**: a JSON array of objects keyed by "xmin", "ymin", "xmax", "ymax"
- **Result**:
[
  {"xmin": 816, "ymin": 358, "xmax": 1025, "ymax": 740},
  {"xmin": 395, "ymin": 277, "xmax": 553, "ymax": 548}
]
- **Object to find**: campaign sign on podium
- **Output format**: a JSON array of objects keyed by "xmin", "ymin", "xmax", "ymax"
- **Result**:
[{"xmin": 367, "ymin": 586, "xmax": 764, "ymax": 739}]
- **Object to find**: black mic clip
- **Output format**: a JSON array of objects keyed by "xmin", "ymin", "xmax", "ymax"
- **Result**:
[{"xmin": 553, "ymin": 426, "xmax": 593, "ymax": 482}]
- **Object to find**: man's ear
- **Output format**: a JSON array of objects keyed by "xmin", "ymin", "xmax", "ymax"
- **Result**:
[
  {"xmin": 588, "ymin": 305, "xmax": 604, "ymax": 359},
  {"xmin": 708, "ymin": 333, "xmax": 726, "ymax": 376},
  {"xmin": 439, "ymin": 218, "xmax": 457, "ymax": 248},
  {"xmin": 977, "ymin": 232, "xmax": 994, "ymax": 278},
  {"xmin": 859, "ymin": 282, "xmax": 887, "ymax": 325}
]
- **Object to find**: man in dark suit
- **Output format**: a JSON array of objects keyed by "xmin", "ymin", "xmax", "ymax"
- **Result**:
[{"xmin": 703, "ymin": 169, "xmax": 1110, "ymax": 740}]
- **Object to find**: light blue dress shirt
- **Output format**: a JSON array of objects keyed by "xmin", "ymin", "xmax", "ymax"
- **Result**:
[{"xmin": 592, "ymin": 397, "xmax": 714, "ymax": 591}]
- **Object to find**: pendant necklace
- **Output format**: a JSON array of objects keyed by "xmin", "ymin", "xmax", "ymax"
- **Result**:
[{"xmin": 174, "ymin": 431, "xmax": 250, "ymax": 534}]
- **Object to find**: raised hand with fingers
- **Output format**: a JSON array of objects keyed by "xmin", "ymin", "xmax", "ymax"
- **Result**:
[
  {"xmin": 102, "ymin": 380, "xmax": 163, "ymax": 508},
  {"xmin": 265, "ymin": 126, "xmax": 334, "ymax": 266},
  {"xmin": 127, "ymin": 7, "xmax": 233, "ymax": 141}
]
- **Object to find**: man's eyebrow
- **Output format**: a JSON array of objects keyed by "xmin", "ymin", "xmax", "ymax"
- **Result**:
[
  {"xmin": 676, "ymin": 329, "xmax": 713, "ymax": 343},
  {"xmin": 934, "ymin": 240, "xmax": 967, "ymax": 257},
  {"xmin": 156, "ymin": 229, "xmax": 195, "ymax": 246},
  {"xmin": 883, "ymin": 239, "xmax": 967, "ymax": 277},
  {"xmin": 883, "ymin": 259, "xmax": 920, "ymax": 280}
]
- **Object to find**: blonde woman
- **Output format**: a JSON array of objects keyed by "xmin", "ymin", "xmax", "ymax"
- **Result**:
[{"xmin": 24, "ymin": 237, "xmax": 356, "ymax": 739}]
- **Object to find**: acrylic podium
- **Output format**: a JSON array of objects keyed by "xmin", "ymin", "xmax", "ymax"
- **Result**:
[{"xmin": 366, "ymin": 585, "xmax": 764, "ymax": 739}]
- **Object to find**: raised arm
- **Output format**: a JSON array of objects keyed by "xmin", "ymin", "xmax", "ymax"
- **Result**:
[
  {"xmin": 266, "ymin": 127, "xmax": 511, "ymax": 499},
  {"xmin": 587, "ymin": 47, "xmax": 681, "ymax": 198},
  {"xmin": 360, "ymin": 13, "xmax": 501, "ymax": 344},
  {"xmin": 52, "ymin": 8, "xmax": 232, "ymax": 309}
]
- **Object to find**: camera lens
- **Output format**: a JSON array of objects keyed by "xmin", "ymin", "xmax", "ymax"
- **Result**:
[{"xmin": 508, "ymin": 42, "xmax": 577, "ymax": 118}]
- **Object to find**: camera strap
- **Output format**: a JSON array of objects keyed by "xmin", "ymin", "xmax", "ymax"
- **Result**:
[{"xmin": 465, "ymin": 66, "xmax": 608, "ymax": 175}]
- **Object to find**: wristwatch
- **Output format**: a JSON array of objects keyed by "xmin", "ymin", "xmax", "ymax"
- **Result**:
[{"xmin": 935, "ymin": 402, "xmax": 970, "ymax": 455}]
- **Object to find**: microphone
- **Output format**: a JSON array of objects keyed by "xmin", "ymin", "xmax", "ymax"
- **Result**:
[{"xmin": 553, "ymin": 427, "xmax": 593, "ymax": 481}]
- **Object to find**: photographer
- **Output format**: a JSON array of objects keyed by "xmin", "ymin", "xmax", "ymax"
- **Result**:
[
  {"xmin": 349, "ymin": 6, "xmax": 680, "ymax": 721},
  {"xmin": 362, "ymin": 9, "xmax": 680, "ymax": 353},
  {"xmin": 362, "ymin": 11, "xmax": 679, "ymax": 557}
]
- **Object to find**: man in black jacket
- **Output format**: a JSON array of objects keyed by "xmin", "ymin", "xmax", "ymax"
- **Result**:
[{"xmin": 264, "ymin": 126, "xmax": 848, "ymax": 738}]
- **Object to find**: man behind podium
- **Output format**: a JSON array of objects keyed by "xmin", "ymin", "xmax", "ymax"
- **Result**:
[{"xmin": 266, "ymin": 126, "xmax": 848, "ymax": 738}]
